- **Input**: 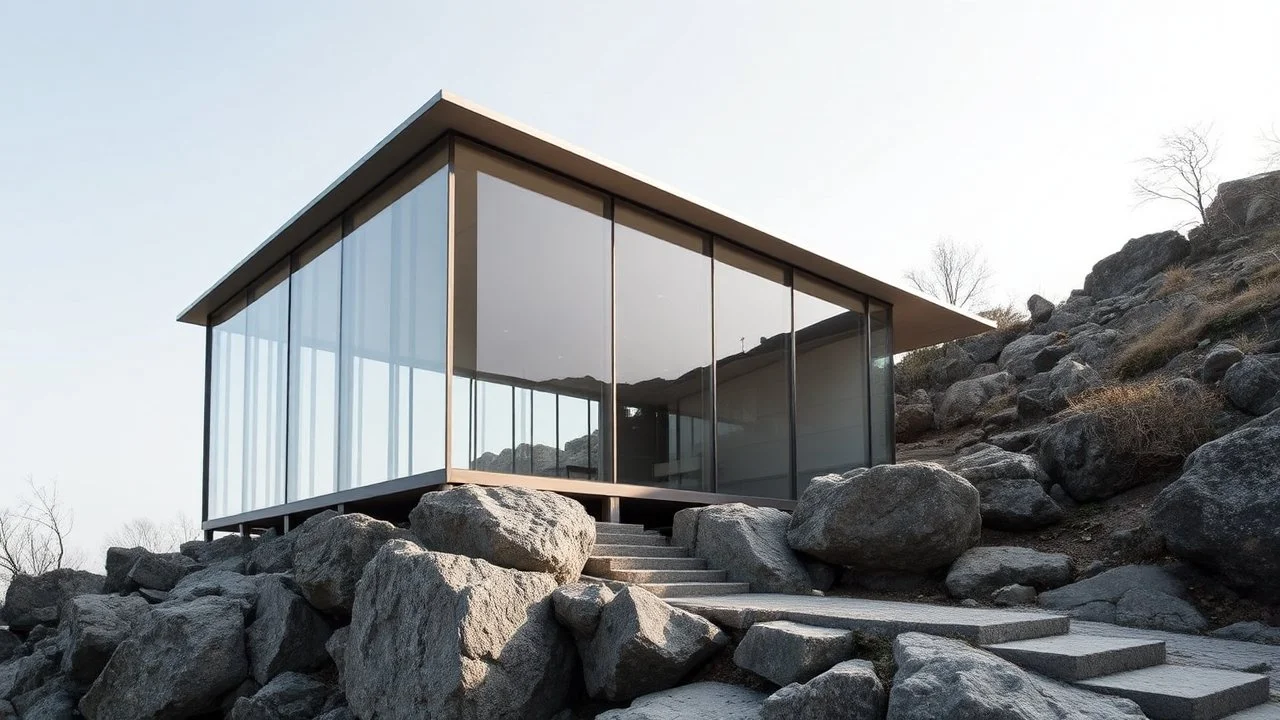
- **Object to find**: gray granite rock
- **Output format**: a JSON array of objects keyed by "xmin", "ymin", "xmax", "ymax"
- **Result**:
[
  {"xmin": 993, "ymin": 584, "xmax": 1038, "ymax": 606},
  {"xmin": 344, "ymin": 540, "xmax": 574, "ymax": 720},
  {"xmin": 0, "ymin": 643, "xmax": 59, "ymax": 700},
  {"xmin": 1083, "ymin": 230, "xmax": 1189, "ymax": 300},
  {"xmin": 1028, "ymin": 294, "xmax": 1056, "ymax": 323},
  {"xmin": 79, "ymin": 595, "xmax": 249, "ymax": 719},
  {"xmin": 936, "ymin": 372, "xmax": 1016, "ymax": 428},
  {"xmin": 0, "ymin": 630, "xmax": 20, "ymax": 664},
  {"xmin": 166, "ymin": 567, "xmax": 262, "ymax": 610},
  {"xmin": 0, "ymin": 569, "xmax": 105, "ymax": 632},
  {"xmin": 761, "ymin": 659, "xmax": 886, "ymax": 720},
  {"xmin": 325, "ymin": 625, "xmax": 349, "ymax": 680},
  {"xmin": 247, "ymin": 574, "xmax": 332, "ymax": 684},
  {"xmin": 409, "ymin": 485, "xmax": 595, "ymax": 584},
  {"xmin": 596, "ymin": 682, "xmax": 767, "ymax": 720},
  {"xmin": 945, "ymin": 546, "xmax": 1074, "ymax": 600},
  {"xmin": 1202, "ymin": 343, "xmax": 1245, "ymax": 384},
  {"xmin": 1210, "ymin": 621, "xmax": 1280, "ymax": 646},
  {"xmin": 788, "ymin": 463, "xmax": 981, "ymax": 572},
  {"xmin": 58, "ymin": 594, "xmax": 151, "ymax": 684},
  {"xmin": 552, "ymin": 581, "xmax": 616, "ymax": 637},
  {"xmin": 998, "ymin": 335, "xmax": 1056, "ymax": 381},
  {"xmin": 127, "ymin": 551, "xmax": 200, "ymax": 591},
  {"xmin": 1038, "ymin": 412, "xmax": 1149, "ymax": 502},
  {"xmin": 673, "ymin": 504, "xmax": 818, "ymax": 594},
  {"xmin": 733, "ymin": 620, "xmax": 854, "ymax": 686},
  {"xmin": 229, "ymin": 671, "xmax": 332, "ymax": 720},
  {"xmin": 294, "ymin": 512, "xmax": 415, "ymax": 614},
  {"xmin": 1038, "ymin": 565, "xmax": 1207, "ymax": 633},
  {"xmin": 948, "ymin": 445, "xmax": 1062, "ymax": 531},
  {"xmin": 1221, "ymin": 353, "xmax": 1280, "ymax": 416},
  {"xmin": 103, "ymin": 546, "xmax": 149, "ymax": 593}
]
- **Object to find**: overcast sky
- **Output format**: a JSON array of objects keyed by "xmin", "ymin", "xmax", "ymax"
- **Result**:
[{"xmin": 2, "ymin": 1, "xmax": 1278, "ymax": 562}]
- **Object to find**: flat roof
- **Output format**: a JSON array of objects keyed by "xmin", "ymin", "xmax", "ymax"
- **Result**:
[{"xmin": 178, "ymin": 90, "xmax": 993, "ymax": 351}]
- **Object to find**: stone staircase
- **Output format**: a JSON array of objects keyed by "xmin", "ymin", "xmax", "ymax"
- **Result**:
[
  {"xmin": 670, "ymin": 593, "xmax": 1276, "ymax": 720},
  {"xmin": 584, "ymin": 522, "xmax": 749, "ymax": 599}
]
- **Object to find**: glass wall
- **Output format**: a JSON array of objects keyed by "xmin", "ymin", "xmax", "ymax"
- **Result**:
[
  {"xmin": 209, "ymin": 301, "xmax": 248, "ymax": 519},
  {"xmin": 869, "ymin": 302, "xmax": 895, "ymax": 465},
  {"xmin": 452, "ymin": 141, "xmax": 612, "ymax": 480},
  {"xmin": 614, "ymin": 205, "xmax": 713, "ymax": 492},
  {"xmin": 340, "ymin": 154, "xmax": 449, "ymax": 488},
  {"xmin": 794, "ymin": 275, "xmax": 869, "ymax": 491},
  {"xmin": 287, "ymin": 229, "xmax": 341, "ymax": 501},
  {"xmin": 713, "ymin": 242, "xmax": 793, "ymax": 499}
]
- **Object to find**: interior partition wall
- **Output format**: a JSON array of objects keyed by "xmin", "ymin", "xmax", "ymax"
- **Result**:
[{"xmin": 203, "ymin": 134, "xmax": 894, "ymax": 524}]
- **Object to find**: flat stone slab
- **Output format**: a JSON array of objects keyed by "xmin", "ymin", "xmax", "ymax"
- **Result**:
[
  {"xmin": 669, "ymin": 593, "xmax": 1069, "ymax": 644},
  {"xmin": 1078, "ymin": 664, "xmax": 1269, "ymax": 720},
  {"xmin": 984, "ymin": 634, "xmax": 1166, "ymax": 681},
  {"xmin": 733, "ymin": 620, "xmax": 854, "ymax": 686},
  {"xmin": 1226, "ymin": 702, "xmax": 1280, "ymax": 719}
]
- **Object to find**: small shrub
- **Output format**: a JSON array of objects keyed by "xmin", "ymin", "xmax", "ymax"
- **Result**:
[
  {"xmin": 1067, "ymin": 379, "xmax": 1219, "ymax": 473},
  {"xmin": 1231, "ymin": 333, "xmax": 1263, "ymax": 354},
  {"xmin": 1199, "ymin": 277, "xmax": 1280, "ymax": 336},
  {"xmin": 896, "ymin": 344, "xmax": 947, "ymax": 394},
  {"xmin": 978, "ymin": 303, "xmax": 1030, "ymax": 332},
  {"xmin": 1111, "ymin": 311, "xmax": 1199, "ymax": 379},
  {"xmin": 1156, "ymin": 266, "xmax": 1193, "ymax": 297}
]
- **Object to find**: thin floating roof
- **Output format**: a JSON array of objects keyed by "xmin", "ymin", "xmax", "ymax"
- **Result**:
[{"xmin": 178, "ymin": 90, "xmax": 994, "ymax": 351}]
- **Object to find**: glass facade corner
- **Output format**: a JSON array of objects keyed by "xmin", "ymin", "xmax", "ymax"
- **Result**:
[{"xmin": 203, "ymin": 135, "xmax": 897, "ymax": 524}]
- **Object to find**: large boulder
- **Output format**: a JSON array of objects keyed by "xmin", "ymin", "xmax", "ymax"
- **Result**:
[
  {"xmin": 998, "ymin": 335, "xmax": 1056, "ymax": 380},
  {"xmin": 1201, "ymin": 343, "xmax": 1245, "ymax": 384},
  {"xmin": 672, "ymin": 504, "xmax": 819, "ymax": 594},
  {"xmin": 1037, "ymin": 565, "xmax": 1206, "ymax": 633},
  {"xmin": 58, "ymin": 594, "xmax": 151, "ymax": 684},
  {"xmin": 733, "ymin": 620, "xmax": 853, "ymax": 686},
  {"xmin": 887, "ymin": 633, "xmax": 1144, "ymax": 719},
  {"xmin": 787, "ymin": 463, "xmax": 981, "ymax": 572},
  {"xmin": 944, "ymin": 547, "xmax": 1073, "ymax": 600},
  {"xmin": 1220, "ymin": 353, "xmax": 1280, "ymax": 416},
  {"xmin": 0, "ymin": 569, "xmax": 105, "ymax": 632},
  {"xmin": 1150, "ymin": 409, "xmax": 1280, "ymax": 595},
  {"xmin": 409, "ymin": 485, "xmax": 595, "ymax": 584},
  {"xmin": 166, "ymin": 567, "xmax": 262, "ymax": 610},
  {"xmin": 229, "ymin": 672, "xmax": 333, "ymax": 720},
  {"xmin": 180, "ymin": 533, "xmax": 256, "ymax": 569},
  {"xmin": 1038, "ymin": 412, "xmax": 1146, "ymax": 502},
  {"xmin": 936, "ymin": 372, "xmax": 1015, "ymax": 428},
  {"xmin": 596, "ymin": 682, "xmax": 767, "ymax": 720},
  {"xmin": 11, "ymin": 675, "xmax": 80, "ymax": 719},
  {"xmin": 247, "ymin": 575, "xmax": 332, "ymax": 684},
  {"xmin": 0, "ymin": 631, "xmax": 18, "ymax": 664},
  {"xmin": 948, "ymin": 445, "xmax": 1062, "ymax": 530},
  {"xmin": 103, "ymin": 546, "xmax": 149, "ymax": 593},
  {"xmin": 1204, "ymin": 169, "xmax": 1280, "ymax": 233},
  {"xmin": 127, "ymin": 551, "xmax": 200, "ymax": 591},
  {"xmin": 79, "ymin": 595, "xmax": 249, "ymax": 719},
  {"xmin": 1017, "ymin": 360, "xmax": 1102, "ymax": 419},
  {"xmin": 552, "ymin": 582, "xmax": 727, "ymax": 702},
  {"xmin": 293, "ymin": 513, "xmax": 415, "ymax": 613},
  {"xmin": 957, "ymin": 328, "xmax": 1021, "ymax": 365},
  {"xmin": 1028, "ymin": 294, "xmax": 1055, "ymax": 323},
  {"xmin": 895, "ymin": 401, "xmax": 934, "ymax": 442},
  {"xmin": 761, "ymin": 659, "xmax": 886, "ymax": 720},
  {"xmin": 1083, "ymin": 230, "xmax": 1190, "ymax": 300},
  {"xmin": 0, "ymin": 640, "xmax": 60, "ymax": 701},
  {"xmin": 344, "ymin": 540, "xmax": 575, "ymax": 720}
]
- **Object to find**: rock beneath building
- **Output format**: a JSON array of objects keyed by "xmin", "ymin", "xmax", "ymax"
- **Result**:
[
  {"xmin": 672, "ymin": 504, "xmax": 819, "ymax": 594},
  {"xmin": 734, "ymin": 620, "xmax": 853, "ymax": 687},
  {"xmin": 1202, "ymin": 343, "xmax": 1245, "ymax": 384},
  {"xmin": 945, "ymin": 547, "xmax": 1074, "ymax": 600},
  {"xmin": 229, "ymin": 671, "xmax": 333, "ymax": 720},
  {"xmin": 1210, "ymin": 621, "xmax": 1280, "ymax": 646},
  {"xmin": 948, "ymin": 445, "xmax": 1062, "ymax": 531},
  {"xmin": 760, "ymin": 659, "xmax": 886, "ymax": 720},
  {"xmin": 0, "ymin": 568, "xmax": 105, "ymax": 632},
  {"xmin": 1150, "ymin": 409, "xmax": 1280, "ymax": 595},
  {"xmin": 409, "ymin": 485, "xmax": 595, "ymax": 584},
  {"xmin": 1028, "ymin": 294, "xmax": 1055, "ymax": 323},
  {"xmin": 993, "ymin": 584, "xmax": 1038, "ymax": 606},
  {"xmin": 103, "ymin": 546, "xmax": 149, "ymax": 593},
  {"xmin": 887, "ymin": 632, "xmax": 1144, "ymax": 719},
  {"xmin": 247, "ymin": 575, "xmax": 333, "ymax": 684},
  {"xmin": 167, "ymin": 568, "xmax": 262, "ymax": 610},
  {"xmin": 294, "ymin": 512, "xmax": 415, "ymax": 614},
  {"xmin": 789, "ymin": 463, "xmax": 981, "ymax": 572},
  {"xmin": 1037, "ymin": 565, "xmax": 1207, "ymax": 633},
  {"xmin": 998, "ymin": 335, "xmax": 1057, "ymax": 381},
  {"xmin": 245, "ymin": 529, "xmax": 297, "ymax": 575},
  {"xmin": 1221, "ymin": 353, "xmax": 1280, "ymax": 416},
  {"xmin": 936, "ymin": 371, "xmax": 1015, "ymax": 429},
  {"xmin": 575, "ymin": 585, "xmax": 727, "ymax": 702},
  {"xmin": 596, "ymin": 682, "xmax": 768, "ymax": 720},
  {"xmin": 180, "ymin": 533, "xmax": 256, "ymax": 566},
  {"xmin": 79, "ymin": 595, "xmax": 249, "ymax": 719},
  {"xmin": 344, "ymin": 540, "xmax": 574, "ymax": 720},
  {"xmin": 127, "ymin": 551, "xmax": 201, "ymax": 591},
  {"xmin": 58, "ymin": 594, "xmax": 151, "ymax": 684},
  {"xmin": 1083, "ymin": 230, "xmax": 1190, "ymax": 300}
]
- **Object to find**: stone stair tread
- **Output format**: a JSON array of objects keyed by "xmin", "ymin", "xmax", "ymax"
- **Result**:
[
  {"xmin": 594, "ymin": 522, "xmax": 647, "ymax": 534},
  {"xmin": 640, "ymin": 582, "xmax": 752, "ymax": 599},
  {"xmin": 1077, "ymin": 664, "xmax": 1270, "ymax": 720},
  {"xmin": 585, "ymin": 556, "xmax": 709, "ymax": 572},
  {"xmin": 608, "ymin": 569, "xmax": 728, "ymax": 583},
  {"xmin": 1224, "ymin": 702, "xmax": 1280, "ymax": 719},
  {"xmin": 595, "ymin": 532, "xmax": 669, "ymax": 547},
  {"xmin": 592, "ymin": 544, "xmax": 688, "ymax": 558},
  {"xmin": 983, "ymin": 634, "xmax": 1166, "ymax": 681}
]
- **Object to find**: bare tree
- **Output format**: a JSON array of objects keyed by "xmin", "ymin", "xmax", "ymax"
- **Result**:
[
  {"xmin": 1261, "ymin": 125, "xmax": 1280, "ymax": 170},
  {"xmin": 1134, "ymin": 124, "xmax": 1219, "ymax": 227},
  {"xmin": 0, "ymin": 478, "xmax": 83, "ymax": 587},
  {"xmin": 105, "ymin": 514, "xmax": 199, "ymax": 554},
  {"xmin": 904, "ymin": 237, "xmax": 993, "ymax": 309}
]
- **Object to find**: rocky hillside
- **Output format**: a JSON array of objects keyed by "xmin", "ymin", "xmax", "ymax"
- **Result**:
[{"xmin": 894, "ymin": 169, "xmax": 1280, "ymax": 627}]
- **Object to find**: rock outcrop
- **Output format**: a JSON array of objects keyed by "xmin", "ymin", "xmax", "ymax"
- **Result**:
[
  {"xmin": 936, "ymin": 372, "xmax": 1015, "ymax": 428},
  {"xmin": 948, "ymin": 445, "xmax": 1062, "ymax": 530},
  {"xmin": 1082, "ymin": 230, "xmax": 1189, "ymax": 300},
  {"xmin": 1220, "ymin": 353, "xmax": 1280, "ymax": 416},
  {"xmin": 0, "ymin": 569, "xmax": 105, "ymax": 632}
]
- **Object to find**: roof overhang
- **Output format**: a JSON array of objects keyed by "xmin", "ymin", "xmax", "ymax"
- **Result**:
[{"xmin": 178, "ymin": 90, "xmax": 994, "ymax": 351}]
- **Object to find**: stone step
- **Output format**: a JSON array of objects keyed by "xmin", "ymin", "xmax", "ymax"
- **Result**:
[
  {"xmin": 640, "ymin": 582, "xmax": 752, "ymax": 599},
  {"xmin": 592, "ymin": 544, "xmax": 689, "ymax": 558},
  {"xmin": 595, "ymin": 532, "xmax": 669, "ymax": 547},
  {"xmin": 984, "ymin": 634, "xmax": 1166, "ymax": 681},
  {"xmin": 595, "ymin": 522, "xmax": 648, "ymax": 535},
  {"xmin": 608, "ymin": 568, "xmax": 728, "ymax": 584},
  {"xmin": 585, "ymin": 556, "xmax": 710, "ymax": 574},
  {"xmin": 1224, "ymin": 702, "xmax": 1280, "ymax": 719},
  {"xmin": 1077, "ymin": 664, "xmax": 1269, "ymax": 720}
]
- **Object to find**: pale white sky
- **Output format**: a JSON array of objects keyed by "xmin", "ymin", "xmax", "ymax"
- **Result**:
[{"xmin": 2, "ymin": 1, "xmax": 1278, "ymax": 562}]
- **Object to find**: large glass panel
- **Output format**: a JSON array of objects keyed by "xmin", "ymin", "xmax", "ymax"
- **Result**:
[
  {"xmin": 714, "ymin": 242, "xmax": 792, "ymax": 498},
  {"xmin": 614, "ymin": 205, "xmax": 713, "ymax": 492},
  {"xmin": 794, "ymin": 276, "xmax": 869, "ymax": 491},
  {"xmin": 244, "ymin": 269, "xmax": 290, "ymax": 510},
  {"xmin": 287, "ymin": 228, "xmax": 341, "ymax": 501},
  {"xmin": 869, "ymin": 301, "xmax": 894, "ymax": 465},
  {"xmin": 340, "ymin": 150, "xmax": 448, "ymax": 489},
  {"xmin": 209, "ymin": 300, "xmax": 248, "ymax": 519},
  {"xmin": 452, "ymin": 141, "xmax": 612, "ymax": 480}
]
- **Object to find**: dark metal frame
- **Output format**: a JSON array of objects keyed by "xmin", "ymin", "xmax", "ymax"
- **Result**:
[{"xmin": 199, "ymin": 131, "xmax": 897, "ymax": 533}]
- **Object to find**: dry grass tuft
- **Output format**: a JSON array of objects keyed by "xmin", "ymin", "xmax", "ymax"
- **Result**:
[
  {"xmin": 979, "ymin": 303, "xmax": 1031, "ymax": 332},
  {"xmin": 1111, "ymin": 311, "xmax": 1200, "ymax": 379},
  {"xmin": 1231, "ymin": 333, "xmax": 1263, "ymax": 354},
  {"xmin": 1068, "ymin": 379, "xmax": 1219, "ymax": 471},
  {"xmin": 1156, "ymin": 266, "xmax": 1194, "ymax": 297},
  {"xmin": 896, "ymin": 344, "xmax": 947, "ymax": 395}
]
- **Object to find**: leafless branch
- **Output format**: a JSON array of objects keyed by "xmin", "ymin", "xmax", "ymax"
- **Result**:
[
  {"xmin": 105, "ymin": 514, "xmax": 199, "ymax": 554},
  {"xmin": 0, "ymin": 478, "xmax": 81, "ymax": 588},
  {"xmin": 904, "ymin": 237, "xmax": 993, "ymax": 309},
  {"xmin": 1133, "ymin": 124, "xmax": 1219, "ymax": 227},
  {"xmin": 1261, "ymin": 125, "xmax": 1280, "ymax": 171}
]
